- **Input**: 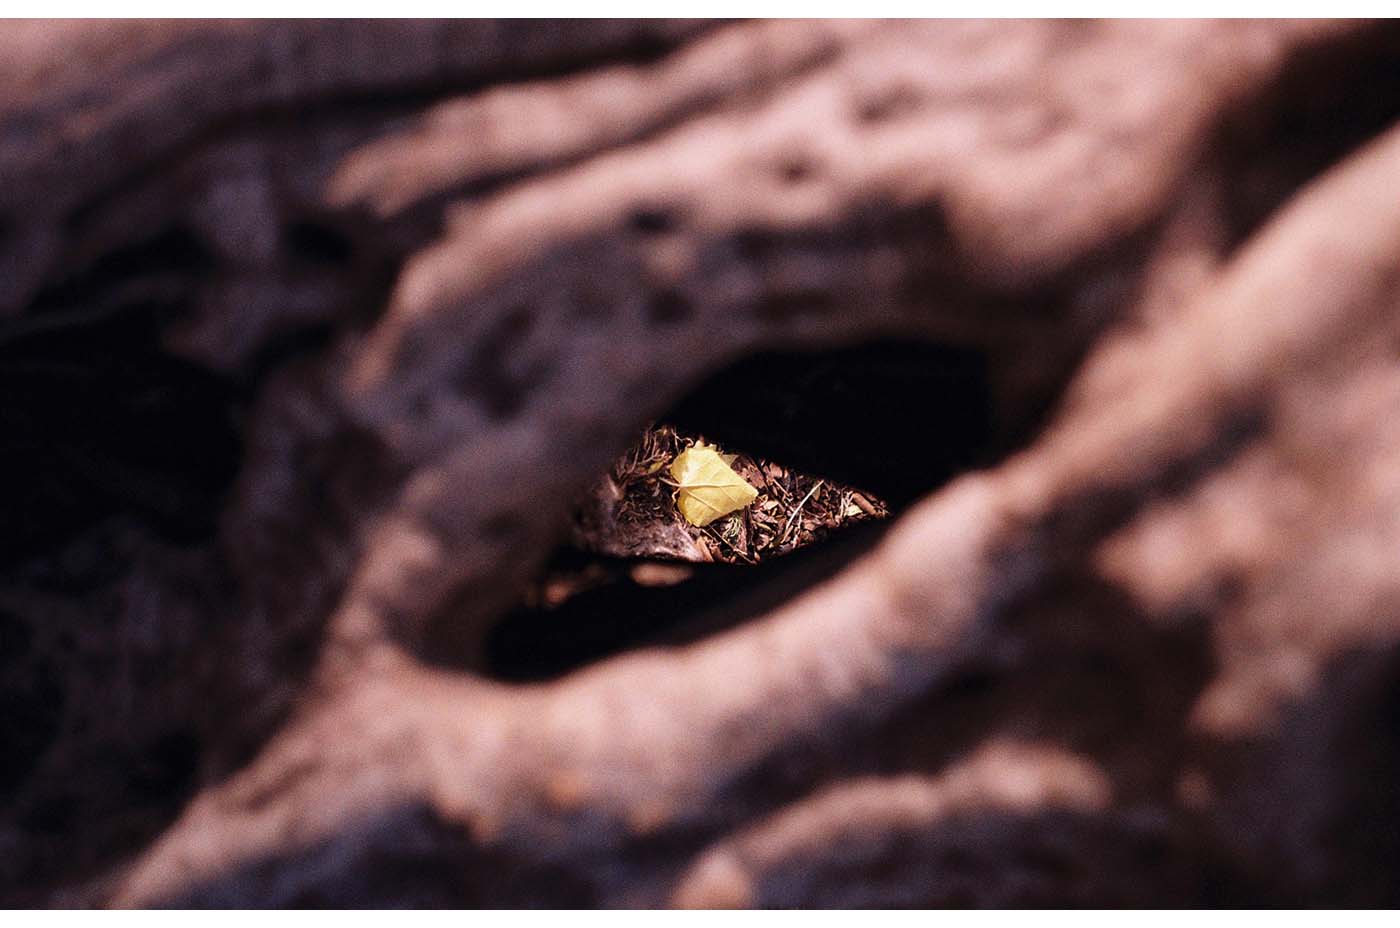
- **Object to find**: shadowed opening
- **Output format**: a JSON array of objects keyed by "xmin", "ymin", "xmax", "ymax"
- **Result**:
[{"xmin": 482, "ymin": 339, "xmax": 1018, "ymax": 682}]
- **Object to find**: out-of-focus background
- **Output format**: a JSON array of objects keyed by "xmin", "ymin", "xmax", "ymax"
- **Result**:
[{"xmin": 3, "ymin": 18, "xmax": 1400, "ymax": 907}]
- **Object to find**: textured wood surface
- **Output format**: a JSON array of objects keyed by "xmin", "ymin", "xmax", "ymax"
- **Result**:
[{"xmin": 3, "ymin": 19, "xmax": 1400, "ymax": 907}]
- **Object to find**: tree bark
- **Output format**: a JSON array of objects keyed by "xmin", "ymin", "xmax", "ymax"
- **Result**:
[{"xmin": 4, "ymin": 18, "xmax": 1400, "ymax": 907}]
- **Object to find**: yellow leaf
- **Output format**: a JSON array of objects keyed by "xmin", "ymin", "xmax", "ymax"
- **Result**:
[{"xmin": 670, "ymin": 443, "xmax": 759, "ymax": 527}]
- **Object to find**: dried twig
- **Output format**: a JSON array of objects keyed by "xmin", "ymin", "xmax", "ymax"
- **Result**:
[
  {"xmin": 778, "ymin": 480, "xmax": 824, "ymax": 548},
  {"xmin": 704, "ymin": 522, "xmax": 757, "ymax": 563}
]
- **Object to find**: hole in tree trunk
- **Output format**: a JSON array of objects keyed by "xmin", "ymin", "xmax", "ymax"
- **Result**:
[{"xmin": 481, "ymin": 338, "xmax": 1023, "ymax": 682}]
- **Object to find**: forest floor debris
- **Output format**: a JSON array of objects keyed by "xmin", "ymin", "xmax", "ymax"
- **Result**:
[{"xmin": 571, "ymin": 424, "xmax": 890, "ymax": 566}]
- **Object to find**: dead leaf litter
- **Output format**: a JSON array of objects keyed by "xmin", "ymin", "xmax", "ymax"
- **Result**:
[{"xmin": 570, "ymin": 424, "xmax": 889, "ymax": 566}]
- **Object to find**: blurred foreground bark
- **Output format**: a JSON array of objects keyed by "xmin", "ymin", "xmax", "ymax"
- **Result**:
[{"xmin": 4, "ymin": 19, "xmax": 1400, "ymax": 906}]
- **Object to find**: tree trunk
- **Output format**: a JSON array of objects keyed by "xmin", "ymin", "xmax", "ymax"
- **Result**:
[{"xmin": 4, "ymin": 18, "xmax": 1400, "ymax": 907}]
